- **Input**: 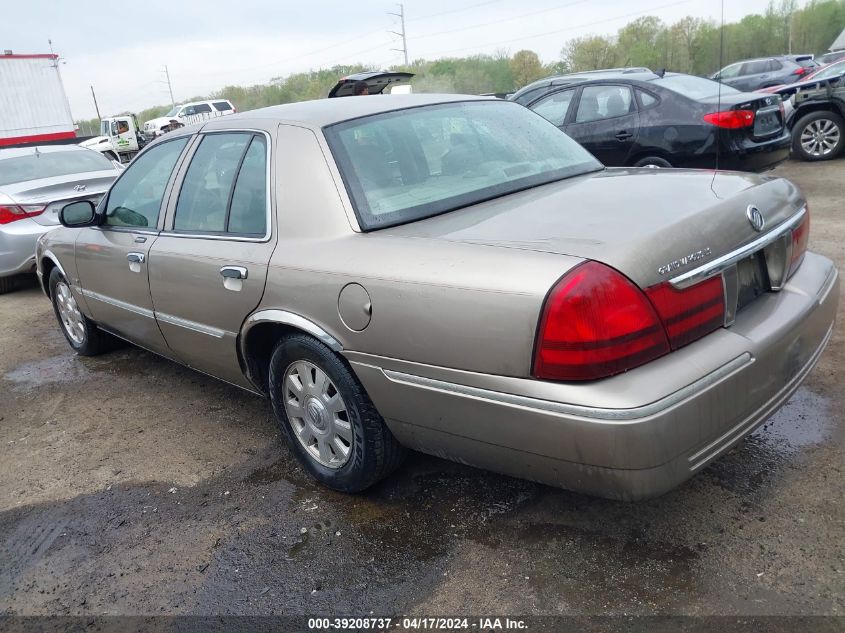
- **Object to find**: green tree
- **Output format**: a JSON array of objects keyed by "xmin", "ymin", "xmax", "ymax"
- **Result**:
[
  {"xmin": 562, "ymin": 35, "xmax": 618, "ymax": 72},
  {"xmin": 510, "ymin": 50, "xmax": 545, "ymax": 88}
]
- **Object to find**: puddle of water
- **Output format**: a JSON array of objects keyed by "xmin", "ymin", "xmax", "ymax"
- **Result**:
[
  {"xmin": 4, "ymin": 355, "xmax": 89, "ymax": 390},
  {"xmin": 755, "ymin": 387, "xmax": 834, "ymax": 452}
]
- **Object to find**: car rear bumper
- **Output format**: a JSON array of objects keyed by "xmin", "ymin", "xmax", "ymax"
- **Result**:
[
  {"xmin": 348, "ymin": 252, "xmax": 838, "ymax": 500},
  {"xmin": 719, "ymin": 130, "xmax": 792, "ymax": 172},
  {"xmin": 0, "ymin": 218, "xmax": 50, "ymax": 278}
]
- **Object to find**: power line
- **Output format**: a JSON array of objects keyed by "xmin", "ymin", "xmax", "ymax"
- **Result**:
[
  {"xmin": 406, "ymin": 0, "xmax": 508, "ymax": 23},
  {"xmin": 410, "ymin": 0, "xmax": 589, "ymax": 43},
  {"xmin": 414, "ymin": 0, "xmax": 696, "ymax": 57}
]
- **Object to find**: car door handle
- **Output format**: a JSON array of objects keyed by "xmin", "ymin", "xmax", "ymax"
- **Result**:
[
  {"xmin": 220, "ymin": 266, "xmax": 248, "ymax": 280},
  {"xmin": 126, "ymin": 252, "xmax": 145, "ymax": 264},
  {"xmin": 615, "ymin": 131, "xmax": 634, "ymax": 141}
]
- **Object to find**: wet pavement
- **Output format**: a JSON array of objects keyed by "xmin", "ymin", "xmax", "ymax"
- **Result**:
[{"xmin": 1, "ymin": 159, "xmax": 843, "ymax": 619}]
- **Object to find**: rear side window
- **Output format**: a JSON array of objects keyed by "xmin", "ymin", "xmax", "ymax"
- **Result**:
[
  {"xmin": 574, "ymin": 85, "xmax": 633, "ymax": 123},
  {"xmin": 742, "ymin": 60, "xmax": 770, "ymax": 75},
  {"xmin": 637, "ymin": 90, "xmax": 659, "ymax": 108},
  {"xmin": 769, "ymin": 59, "xmax": 783, "ymax": 71},
  {"xmin": 194, "ymin": 104, "xmax": 213, "ymax": 114},
  {"xmin": 104, "ymin": 138, "xmax": 189, "ymax": 228},
  {"xmin": 174, "ymin": 133, "xmax": 267, "ymax": 236},
  {"xmin": 213, "ymin": 101, "xmax": 233, "ymax": 111},
  {"xmin": 530, "ymin": 89, "xmax": 575, "ymax": 126}
]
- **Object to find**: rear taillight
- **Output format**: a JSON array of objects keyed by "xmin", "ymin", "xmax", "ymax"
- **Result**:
[
  {"xmin": 793, "ymin": 67, "xmax": 808, "ymax": 76},
  {"xmin": 788, "ymin": 209, "xmax": 810, "ymax": 278},
  {"xmin": 0, "ymin": 204, "xmax": 46, "ymax": 225},
  {"xmin": 645, "ymin": 276, "xmax": 725, "ymax": 350},
  {"xmin": 704, "ymin": 109, "xmax": 755, "ymax": 129},
  {"xmin": 533, "ymin": 262, "xmax": 671, "ymax": 381}
]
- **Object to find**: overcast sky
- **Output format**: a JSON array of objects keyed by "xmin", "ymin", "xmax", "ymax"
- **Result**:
[{"xmin": 4, "ymin": 0, "xmax": 780, "ymax": 120}]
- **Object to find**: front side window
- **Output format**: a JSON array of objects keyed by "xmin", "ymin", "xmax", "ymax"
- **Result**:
[
  {"xmin": 325, "ymin": 100, "xmax": 601, "ymax": 230},
  {"xmin": 174, "ymin": 133, "xmax": 267, "ymax": 235},
  {"xmin": 574, "ymin": 85, "xmax": 633, "ymax": 123},
  {"xmin": 104, "ymin": 137, "xmax": 188, "ymax": 228},
  {"xmin": 719, "ymin": 63, "xmax": 743, "ymax": 79},
  {"xmin": 530, "ymin": 89, "xmax": 575, "ymax": 126}
]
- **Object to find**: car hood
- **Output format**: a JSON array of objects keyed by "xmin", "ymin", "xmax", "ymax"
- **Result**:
[
  {"xmin": 381, "ymin": 167, "xmax": 805, "ymax": 288},
  {"xmin": 1, "ymin": 170, "xmax": 117, "ymax": 226}
]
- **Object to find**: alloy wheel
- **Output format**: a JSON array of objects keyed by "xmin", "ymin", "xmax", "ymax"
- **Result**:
[{"xmin": 800, "ymin": 118, "xmax": 841, "ymax": 157}]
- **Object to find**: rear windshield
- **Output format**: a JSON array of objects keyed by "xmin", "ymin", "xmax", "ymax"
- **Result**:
[
  {"xmin": 652, "ymin": 75, "xmax": 740, "ymax": 99},
  {"xmin": 0, "ymin": 150, "xmax": 114, "ymax": 187},
  {"xmin": 325, "ymin": 101, "xmax": 601, "ymax": 230}
]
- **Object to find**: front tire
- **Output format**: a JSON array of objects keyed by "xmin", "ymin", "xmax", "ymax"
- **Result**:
[
  {"xmin": 268, "ymin": 333, "xmax": 405, "ymax": 492},
  {"xmin": 49, "ymin": 268, "xmax": 110, "ymax": 356},
  {"xmin": 0, "ymin": 276, "xmax": 15, "ymax": 295},
  {"xmin": 792, "ymin": 111, "xmax": 844, "ymax": 161},
  {"xmin": 633, "ymin": 155, "xmax": 672, "ymax": 168}
]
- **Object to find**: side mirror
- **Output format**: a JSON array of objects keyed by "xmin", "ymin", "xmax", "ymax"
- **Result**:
[{"xmin": 60, "ymin": 200, "xmax": 96, "ymax": 227}]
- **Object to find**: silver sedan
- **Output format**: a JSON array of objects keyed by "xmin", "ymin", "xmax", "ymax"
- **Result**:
[{"xmin": 0, "ymin": 145, "xmax": 121, "ymax": 293}]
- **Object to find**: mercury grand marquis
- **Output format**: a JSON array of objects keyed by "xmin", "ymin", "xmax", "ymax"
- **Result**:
[{"xmin": 36, "ymin": 94, "xmax": 838, "ymax": 499}]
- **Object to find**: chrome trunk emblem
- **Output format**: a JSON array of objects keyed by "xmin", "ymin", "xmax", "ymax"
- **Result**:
[{"xmin": 746, "ymin": 205, "xmax": 765, "ymax": 232}]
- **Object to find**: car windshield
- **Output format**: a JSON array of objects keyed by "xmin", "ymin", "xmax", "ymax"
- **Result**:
[
  {"xmin": 325, "ymin": 100, "xmax": 602, "ymax": 230},
  {"xmin": 653, "ymin": 75, "xmax": 740, "ymax": 99},
  {"xmin": 165, "ymin": 106, "xmax": 180, "ymax": 117},
  {"xmin": 0, "ymin": 150, "xmax": 115, "ymax": 187}
]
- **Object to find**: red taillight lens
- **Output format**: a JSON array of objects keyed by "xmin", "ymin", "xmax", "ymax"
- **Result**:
[
  {"xmin": 533, "ymin": 261, "xmax": 671, "ymax": 381},
  {"xmin": 704, "ymin": 109, "xmax": 756, "ymax": 129},
  {"xmin": 0, "ymin": 204, "xmax": 46, "ymax": 225},
  {"xmin": 793, "ymin": 67, "xmax": 807, "ymax": 76},
  {"xmin": 645, "ymin": 276, "xmax": 725, "ymax": 350},
  {"xmin": 788, "ymin": 210, "xmax": 810, "ymax": 278}
]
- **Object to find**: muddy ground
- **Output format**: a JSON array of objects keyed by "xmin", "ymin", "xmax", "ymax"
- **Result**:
[{"xmin": 0, "ymin": 159, "xmax": 843, "ymax": 621}]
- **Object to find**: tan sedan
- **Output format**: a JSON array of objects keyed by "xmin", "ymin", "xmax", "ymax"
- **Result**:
[{"xmin": 37, "ymin": 94, "xmax": 838, "ymax": 499}]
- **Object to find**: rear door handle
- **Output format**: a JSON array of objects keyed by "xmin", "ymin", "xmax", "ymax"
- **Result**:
[
  {"xmin": 615, "ymin": 131, "xmax": 634, "ymax": 141},
  {"xmin": 126, "ymin": 252, "xmax": 145, "ymax": 263},
  {"xmin": 220, "ymin": 266, "xmax": 248, "ymax": 280}
]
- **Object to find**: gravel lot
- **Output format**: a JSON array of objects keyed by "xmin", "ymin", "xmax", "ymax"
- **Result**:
[{"xmin": 0, "ymin": 158, "xmax": 843, "ymax": 620}]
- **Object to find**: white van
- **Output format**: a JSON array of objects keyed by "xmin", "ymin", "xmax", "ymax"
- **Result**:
[{"xmin": 143, "ymin": 99, "xmax": 236, "ymax": 137}]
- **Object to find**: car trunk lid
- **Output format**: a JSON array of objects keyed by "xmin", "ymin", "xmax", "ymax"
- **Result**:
[
  {"xmin": 380, "ymin": 168, "xmax": 805, "ymax": 290},
  {"xmin": 328, "ymin": 71, "xmax": 414, "ymax": 98},
  {"xmin": 699, "ymin": 91, "xmax": 786, "ymax": 140},
  {"xmin": 2, "ymin": 171, "xmax": 116, "ymax": 226}
]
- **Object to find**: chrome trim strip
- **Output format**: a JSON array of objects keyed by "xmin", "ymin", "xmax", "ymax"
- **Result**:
[
  {"xmin": 156, "ymin": 312, "xmax": 228, "ymax": 338},
  {"xmin": 79, "ymin": 288, "xmax": 155, "ymax": 319},
  {"xmin": 382, "ymin": 353, "xmax": 753, "ymax": 422},
  {"xmin": 687, "ymin": 323, "xmax": 833, "ymax": 471},
  {"xmin": 241, "ymin": 310, "xmax": 343, "ymax": 352},
  {"xmin": 817, "ymin": 265, "xmax": 838, "ymax": 305},
  {"xmin": 670, "ymin": 206, "xmax": 807, "ymax": 289}
]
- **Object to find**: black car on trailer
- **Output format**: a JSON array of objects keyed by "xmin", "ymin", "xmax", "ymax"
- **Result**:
[{"xmin": 511, "ymin": 70, "xmax": 791, "ymax": 172}]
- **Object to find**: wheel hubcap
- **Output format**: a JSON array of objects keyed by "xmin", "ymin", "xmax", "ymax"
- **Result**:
[
  {"xmin": 801, "ymin": 119, "xmax": 840, "ymax": 156},
  {"xmin": 283, "ymin": 360, "xmax": 352, "ymax": 468},
  {"xmin": 55, "ymin": 281, "xmax": 85, "ymax": 345}
]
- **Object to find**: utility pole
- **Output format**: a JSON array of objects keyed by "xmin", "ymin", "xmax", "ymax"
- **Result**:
[
  {"xmin": 90, "ymin": 85, "xmax": 101, "ymax": 120},
  {"xmin": 160, "ymin": 65, "xmax": 176, "ymax": 107},
  {"xmin": 388, "ymin": 3, "xmax": 409, "ymax": 66}
]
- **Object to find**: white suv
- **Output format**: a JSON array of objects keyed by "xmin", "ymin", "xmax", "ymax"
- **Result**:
[{"xmin": 143, "ymin": 99, "xmax": 236, "ymax": 137}]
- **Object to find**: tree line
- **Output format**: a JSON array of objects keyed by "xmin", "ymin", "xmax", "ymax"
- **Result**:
[{"xmin": 77, "ymin": 0, "xmax": 845, "ymax": 132}]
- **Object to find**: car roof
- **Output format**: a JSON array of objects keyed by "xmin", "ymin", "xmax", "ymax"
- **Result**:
[
  {"xmin": 511, "ymin": 68, "xmax": 654, "ymax": 99},
  {"xmin": 198, "ymin": 93, "xmax": 495, "ymax": 130},
  {"xmin": 0, "ymin": 144, "xmax": 92, "ymax": 159}
]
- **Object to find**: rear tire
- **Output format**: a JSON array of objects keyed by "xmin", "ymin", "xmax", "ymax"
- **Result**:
[
  {"xmin": 0, "ymin": 276, "xmax": 15, "ymax": 295},
  {"xmin": 633, "ymin": 156, "xmax": 672, "ymax": 168},
  {"xmin": 268, "ymin": 333, "xmax": 405, "ymax": 492},
  {"xmin": 792, "ymin": 111, "xmax": 844, "ymax": 161},
  {"xmin": 49, "ymin": 268, "xmax": 110, "ymax": 356}
]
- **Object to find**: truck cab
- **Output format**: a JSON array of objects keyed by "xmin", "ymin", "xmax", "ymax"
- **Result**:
[{"xmin": 79, "ymin": 115, "xmax": 146, "ymax": 163}]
